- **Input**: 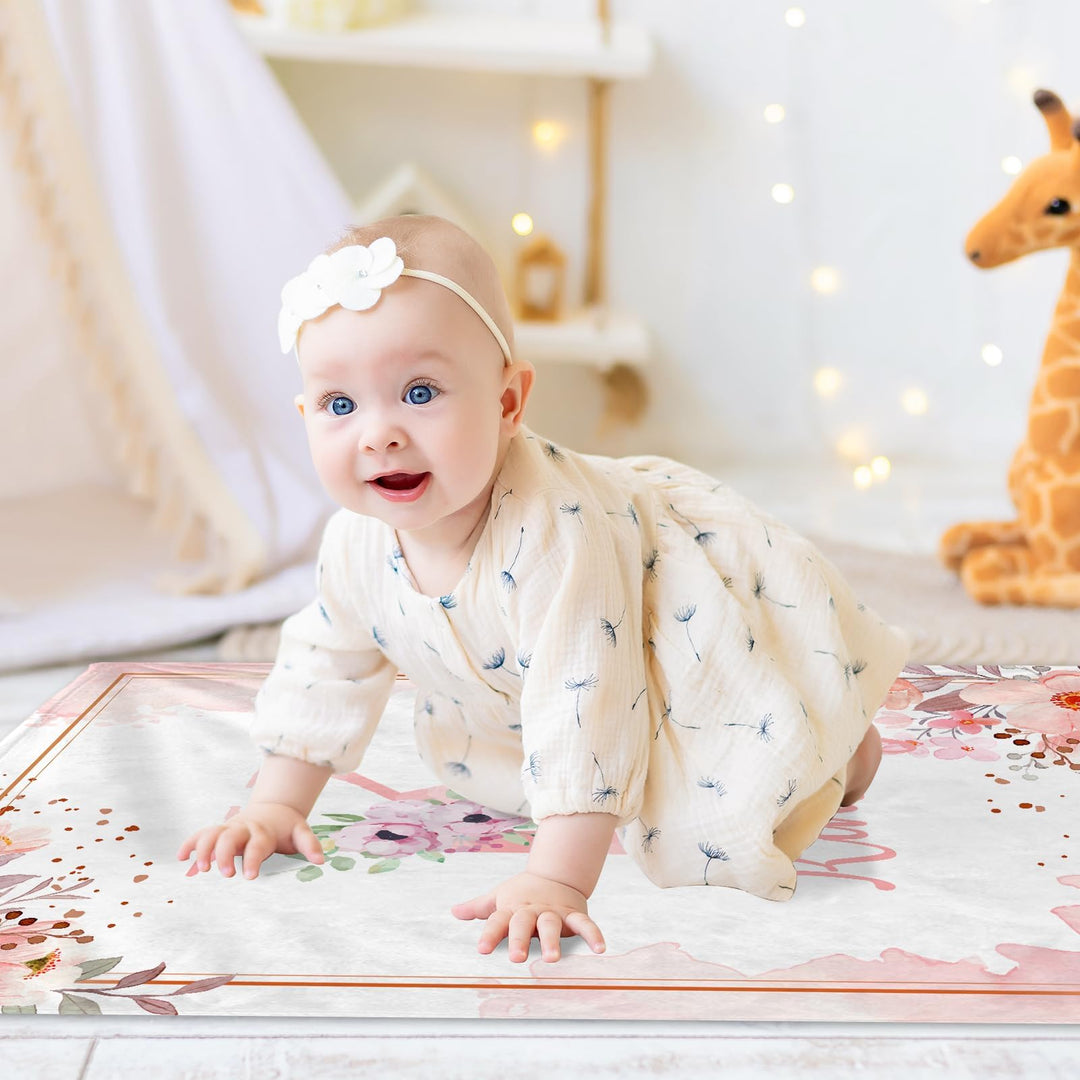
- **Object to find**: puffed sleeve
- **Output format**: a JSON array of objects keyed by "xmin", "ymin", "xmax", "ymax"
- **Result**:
[
  {"xmin": 250, "ymin": 509, "xmax": 397, "ymax": 774},
  {"xmin": 508, "ymin": 486, "xmax": 649, "ymax": 824}
]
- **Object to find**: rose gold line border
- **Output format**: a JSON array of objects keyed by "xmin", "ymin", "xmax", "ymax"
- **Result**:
[
  {"xmin": 1, "ymin": 672, "xmax": 128, "ymax": 802},
  {"xmin": 81, "ymin": 978, "xmax": 1080, "ymax": 997}
]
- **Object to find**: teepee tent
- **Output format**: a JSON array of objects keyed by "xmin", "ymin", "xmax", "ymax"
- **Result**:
[{"xmin": 0, "ymin": 0, "xmax": 351, "ymax": 670}]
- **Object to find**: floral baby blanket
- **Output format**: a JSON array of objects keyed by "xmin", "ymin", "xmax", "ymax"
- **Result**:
[{"xmin": 1, "ymin": 662, "xmax": 1077, "ymax": 1020}]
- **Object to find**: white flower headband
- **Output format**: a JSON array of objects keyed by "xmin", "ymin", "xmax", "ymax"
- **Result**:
[{"xmin": 277, "ymin": 236, "xmax": 512, "ymax": 363}]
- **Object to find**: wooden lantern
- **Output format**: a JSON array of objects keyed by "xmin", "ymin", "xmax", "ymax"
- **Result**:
[{"xmin": 515, "ymin": 234, "xmax": 566, "ymax": 321}]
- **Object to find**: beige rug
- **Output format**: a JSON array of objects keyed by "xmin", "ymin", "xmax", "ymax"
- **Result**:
[{"xmin": 217, "ymin": 538, "xmax": 1080, "ymax": 666}]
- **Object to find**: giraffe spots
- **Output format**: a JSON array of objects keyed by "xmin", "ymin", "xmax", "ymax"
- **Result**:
[
  {"xmin": 1028, "ymin": 408, "xmax": 1071, "ymax": 455},
  {"xmin": 1044, "ymin": 364, "xmax": 1080, "ymax": 402},
  {"xmin": 1048, "ymin": 483, "xmax": 1080, "ymax": 539}
]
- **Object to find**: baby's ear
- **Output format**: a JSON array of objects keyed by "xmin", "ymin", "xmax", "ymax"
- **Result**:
[{"xmin": 294, "ymin": 394, "xmax": 305, "ymax": 417}]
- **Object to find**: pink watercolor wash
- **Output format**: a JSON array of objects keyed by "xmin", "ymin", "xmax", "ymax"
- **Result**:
[{"xmin": 475, "ymin": 875, "xmax": 1080, "ymax": 1023}]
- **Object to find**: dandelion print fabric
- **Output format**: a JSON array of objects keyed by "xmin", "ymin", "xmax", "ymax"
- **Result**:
[
  {"xmin": 1, "ymin": 662, "xmax": 1079, "ymax": 1021},
  {"xmin": 252, "ymin": 429, "xmax": 909, "ymax": 899}
]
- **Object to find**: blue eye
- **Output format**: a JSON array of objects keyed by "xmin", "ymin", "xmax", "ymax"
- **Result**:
[
  {"xmin": 329, "ymin": 395, "xmax": 355, "ymax": 415},
  {"xmin": 405, "ymin": 384, "xmax": 437, "ymax": 405}
]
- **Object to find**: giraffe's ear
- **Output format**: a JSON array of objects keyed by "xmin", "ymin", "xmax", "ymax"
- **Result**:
[{"xmin": 1035, "ymin": 88, "xmax": 1075, "ymax": 151}]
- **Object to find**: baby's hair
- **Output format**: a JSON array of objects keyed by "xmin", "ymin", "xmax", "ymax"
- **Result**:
[{"xmin": 329, "ymin": 214, "xmax": 516, "ymax": 360}]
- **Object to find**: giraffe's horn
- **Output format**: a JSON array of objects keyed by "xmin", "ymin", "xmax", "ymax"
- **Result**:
[{"xmin": 1034, "ymin": 88, "xmax": 1074, "ymax": 151}]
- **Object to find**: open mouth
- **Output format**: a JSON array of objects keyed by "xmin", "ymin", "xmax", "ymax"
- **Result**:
[
  {"xmin": 374, "ymin": 473, "xmax": 427, "ymax": 491},
  {"xmin": 369, "ymin": 472, "xmax": 431, "ymax": 502}
]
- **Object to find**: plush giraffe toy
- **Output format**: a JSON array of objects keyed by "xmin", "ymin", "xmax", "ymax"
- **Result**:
[{"xmin": 940, "ymin": 88, "xmax": 1080, "ymax": 607}]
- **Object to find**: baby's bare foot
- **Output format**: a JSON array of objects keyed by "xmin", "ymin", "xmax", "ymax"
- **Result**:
[{"xmin": 841, "ymin": 724, "xmax": 881, "ymax": 806}]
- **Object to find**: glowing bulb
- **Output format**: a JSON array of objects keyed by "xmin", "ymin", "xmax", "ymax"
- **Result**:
[
  {"xmin": 1006, "ymin": 66, "xmax": 1038, "ymax": 98},
  {"xmin": 1001, "ymin": 155, "xmax": 1023, "ymax": 175},
  {"xmin": 813, "ymin": 367, "xmax": 843, "ymax": 398},
  {"xmin": 511, "ymin": 213, "xmax": 534, "ymax": 237},
  {"xmin": 771, "ymin": 183, "xmax": 795, "ymax": 204},
  {"xmin": 853, "ymin": 465, "xmax": 874, "ymax": 490},
  {"xmin": 810, "ymin": 266, "xmax": 840, "ymax": 294},
  {"xmin": 901, "ymin": 387, "xmax": 929, "ymax": 416},
  {"xmin": 532, "ymin": 120, "xmax": 566, "ymax": 150},
  {"xmin": 981, "ymin": 343, "xmax": 1004, "ymax": 367},
  {"xmin": 836, "ymin": 428, "xmax": 869, "ymax": 462},
  {"xmin": 784, "ymin": 7, "xmax": 806, "ymax": 27},
  {"xmin": 870, "ymin": 455, "xmax": 892, "ymax": 480},
  {"xmin": 763, "ymin": 103, "xmax": 786, "ymax": 124}
]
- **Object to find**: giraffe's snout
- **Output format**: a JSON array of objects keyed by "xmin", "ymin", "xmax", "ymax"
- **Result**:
[{"xmin": 968, "ymin": 249, "xmax": 982, "ymax": 263}]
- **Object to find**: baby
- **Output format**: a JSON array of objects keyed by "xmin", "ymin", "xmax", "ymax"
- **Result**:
[{"xmin": 179, "ymin": 215, "xmax": 909, "ymax": 963}]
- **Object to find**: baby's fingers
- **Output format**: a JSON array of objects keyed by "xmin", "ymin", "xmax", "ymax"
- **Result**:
[
  {"xmin": 450, "ymin": 892, "xmax": 496, "ymax": 922},
  {"xmin": 291, "ymin": 822, "xmax": 325, "ymax": 866},
  {"xmin": 214, "ymin": 831, "xmax": 245, "ymax": 877},
  {"xmin": 240, "ymin": 830, "xmax": 276, "ymax": 879},
  {"xmin": 176, "ymin": 832, "xmax": 202, "ymax": 862},
  {"xmin": 536, "ymin": 910, "xmax": 564, "ymax": 963},
  {"xmin": 476, "ymin": 909, "xmax": 512, "ymax": 955},
  {"xmin": 563, "ymin": 910, "xmax": 606, "ymax": 954},
  {"xmin": 182, "ymin": 828, "xmax": 228, "ymax": 872}
]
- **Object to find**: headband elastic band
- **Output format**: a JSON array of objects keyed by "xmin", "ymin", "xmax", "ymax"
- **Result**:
[
  {"xmin": 400, "ymin": 268, "xmax": 512, "ymax": 364},
  {"xmin": 278, "ymin": 236, "xmax": 512, "ymax": 364}
]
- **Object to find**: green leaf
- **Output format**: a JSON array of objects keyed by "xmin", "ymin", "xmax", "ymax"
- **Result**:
[
  {"xmin": 75, "ymin": 956, "xmax": 123, "ymax": 982},
  {"xmin": 501, "ymin": 832, "xmax": 532, "ymax": 846},
  {"xmin": 424, "ymin": 798, "xmax": 445, "ymax": 805},
  {"xmin": 59, "ymin": 993, "xmax": 102, "ymax": 1016},
  {"xmin": 416, "ymin": 851, "xmax": 445, "ymax": 863},
  {"xmin": 368, "ymin": 858, "xmax": 400, "ymax": 874},
  {"xmin": 321, "ymin": 813, "xmax": 365, "ymax": 823},
  {"xmin": 311, "ymin": 824, "xmax": 345, "ymax": 835},
  {"xmin": 329, "ymin": 856, "xmax": 355, "ymax": 871},
  {"xmin": 1, "ymin": 1004, "xmax": 37, "ymax": 1014},
  {"xmin": 296, "ymin": 864, "xmax": 323, "ymax": 882},
  {"xmin": 445, "ymin": 790, "xmax": 464, "ymax": 800}
]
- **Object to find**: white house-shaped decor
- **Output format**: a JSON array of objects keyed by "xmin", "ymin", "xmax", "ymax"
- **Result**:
[{"xmin": 353, "ymin": 162, "xmax": 486, "ymax": 246}]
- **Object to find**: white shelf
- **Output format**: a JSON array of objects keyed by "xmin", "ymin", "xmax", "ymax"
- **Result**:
[
  {"xmin": 236, "ymin": 13, "xmax": 654, "ymax": 78},
  {"xmin": 513, "ymin": 309, "xmax": 648, "ymax": 369}
]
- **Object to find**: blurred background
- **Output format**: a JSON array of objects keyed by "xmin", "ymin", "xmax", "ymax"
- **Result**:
[{"xmin": 3, "ymin": 0, "xmax": 1080, "ymax": 686}]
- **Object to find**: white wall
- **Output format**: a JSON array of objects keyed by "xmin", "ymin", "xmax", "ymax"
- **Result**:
[{"xmin": 267, "ymin": 0, "xmax": 1080, "ymax": 476}]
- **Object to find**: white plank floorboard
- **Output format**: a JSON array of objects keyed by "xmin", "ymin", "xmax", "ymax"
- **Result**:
[
  {"xmin": 51, "ymin": 1030, "xmax": 1080, "ymax": 1079},
  {"xmin": 0, "ymin": 1038, "xmax": 93, "ymax": 1079}
]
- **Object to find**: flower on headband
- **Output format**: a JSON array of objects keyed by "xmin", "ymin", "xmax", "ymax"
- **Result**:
[{"xmin": 278, "ymin": 236, "xmax": 405, "ymax": 353}]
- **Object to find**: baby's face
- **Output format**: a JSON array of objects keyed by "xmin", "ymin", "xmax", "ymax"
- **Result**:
[{"xmin": 296, "ymin": 277, "xmax": 517, "ymax": 548}]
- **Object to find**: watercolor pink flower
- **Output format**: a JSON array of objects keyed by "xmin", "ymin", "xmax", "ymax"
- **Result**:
[
  {"xmin": 880, "ymin": 737, "xmax": 928, "ymax": 757},
  {"xmin": 959, "ymin": 673, "xmax": 1080, "ymax": 737},
  {"xmin": 0, "ymin": 824, "xmax": 51, "ymax": 868},
  {"xmin": 332, "ymin": 801, "xmax": 445, "ymax": 858},
  {"xmin": 926, "ymin": 711, "xmax": 999, "ymax": 738},
  {"xmin": 884, "ymin": 679, "xmax": 923, "ymax": 710},
  {"xmin": 927, "ymin": 736, "xmax": 998, "ymax": 762}
]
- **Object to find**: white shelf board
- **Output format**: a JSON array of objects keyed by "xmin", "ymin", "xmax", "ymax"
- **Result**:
[
  {"xmin": 236, "ymin": 13, "xmax": 653, "ymax": 78},
  {"xmin": 513, "ymin": 309, "xmax": 649, "ymax": 369}
]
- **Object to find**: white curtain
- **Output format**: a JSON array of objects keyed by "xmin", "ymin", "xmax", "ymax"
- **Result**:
[{"xmin": 0, "ymin": 0, "xmax": 352, "ymax": 669}]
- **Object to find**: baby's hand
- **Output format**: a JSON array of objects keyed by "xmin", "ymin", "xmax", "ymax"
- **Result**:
[
  {"xmin": 176, "ymin": 802, "xmax": 325, "ymax": 880},
  {"xmin": 450, "ymin": 871, "xmax": 606, "ymax": 963}
]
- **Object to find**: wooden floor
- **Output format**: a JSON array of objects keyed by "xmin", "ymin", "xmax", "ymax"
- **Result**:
[{"xmin": 4, "ymin": 1019, "xmax": 1080, "ymax": 1078}]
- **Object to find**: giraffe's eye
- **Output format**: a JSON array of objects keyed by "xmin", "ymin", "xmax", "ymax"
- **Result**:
[{"xmin": 1045, "ymin": 198, "xmax": 1072, "ymax": 216}]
